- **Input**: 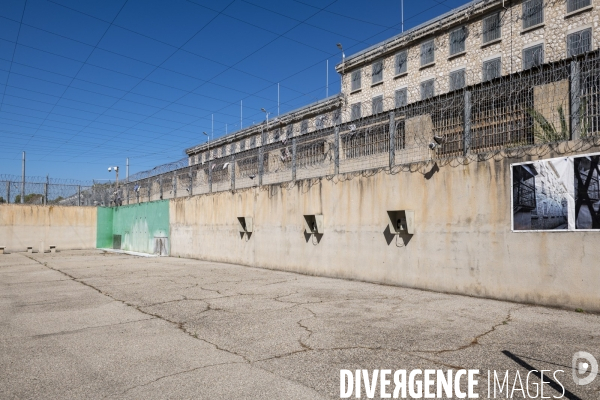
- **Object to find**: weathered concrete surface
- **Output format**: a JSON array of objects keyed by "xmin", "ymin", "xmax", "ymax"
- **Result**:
[
  {"xmin": 1, "ymin": 251, "xmax": 598, "ymax": 399},
  {"xmin": 170, "ymin": 149, "xmax": 600, "ymax": 313},
  {"xmin": 0, "ymin": 205, "xmax": 96, "ymax": 252}
]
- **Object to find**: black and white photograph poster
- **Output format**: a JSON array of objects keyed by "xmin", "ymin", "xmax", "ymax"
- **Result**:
[{"xmin": 574, "ymin": 154, "xmax": 600, "ymax": 229}]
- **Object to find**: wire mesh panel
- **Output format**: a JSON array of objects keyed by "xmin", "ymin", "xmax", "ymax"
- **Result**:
[
  {"xmin": 581, "ymin": 55, "xmax": 600, "ymax": 136},
  {"xmin": 339, "ymin": 113, "xmax": 390, "ymax": 173},
  {"xmin": 212, "ymin": 158, "xmax": 232, "ymax": 193},
  {"xmin": 295, "ymin": 128, "xmax": 335, "ymax": 180},
  {"xmin": 235, "ymin": 148, "xmax": 263, "ymax": 189},
  {"xmin": 262, "ymin": 140, "xmax": 293, "ymax": 185}
]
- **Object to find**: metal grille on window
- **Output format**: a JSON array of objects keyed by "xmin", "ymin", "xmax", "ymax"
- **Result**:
[
  {"xmin": 351, "ymin": 103, "xmax": 361, "ymax": 120},
  {"xmin": 482, "ymin": 58, "xmax": 502, "ymax": 81},
  {"xmin": 420, "ymin": 40, "xmax": 435, "ymax": 66},
  {"xmin": 567, "ymin": 0, "xmax": 591, "ymax": 13},
  {"xmin": 300, "ymin": 120, "xmax": 308, "ymax": 135},
  {"xmin": 250, "ymin": 136, "xmax": 256, "ymax": 148},
  {"xmin": 449, "ymin": 27, "xmax": 466, "ymax": 56},
  {"xmin": 449, "ymin": 69, "xmax": 466, "ymax": 91},
  {"xmin": 395, "ymin": 50, "xmax": 407, "ymax": 75},
  {"xmin": 372, "ymin": 96, "xmax": 383, "ymax": 115},
  {"xmin": 567, "ymin": 28, "xmax": 592, "ymax": 57},
  {"xmin": 482, "ymin": 13, "xmax": 501, "ymax": 43},
  {"xmin": 372, "ymin": 61, "xmax": 383, "ymax": 84},
  {"xmin": 522, "ymin": 0, "xmax": 544, "ymax": 30},
  {"xmin": 395, "ymin": 88, "xmax": 407, "ymax": 108},
  {"xmin": 523, "ymin": 44, "xmax": 544, "ymax": 69},
  {"xmin": 240, "ymin": 139, "xmax": 245, "ymax": 151},
  {"xmin": 351, "ymin": 69, "xmax": 361, "ymax": 91},
  {"xmin": 421, "ymin": 79, "xmax": 435, "ymax": 100}
]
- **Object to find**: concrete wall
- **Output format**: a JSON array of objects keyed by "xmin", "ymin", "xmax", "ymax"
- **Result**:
[
  {"xmin": 97, "ymin": 201, "xmax": 170, "ymax": 254},
  {"xmin": 170, "ymin": 146, "xmax": 600, "ymax": 312},
  {"xmin": 0, "ymin": 204, "xmax": 96, "ymax": 252}
]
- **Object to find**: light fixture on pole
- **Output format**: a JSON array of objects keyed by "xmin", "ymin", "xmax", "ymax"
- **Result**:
[
  {"xmin": 261, "ymin": 108, "xmax": 270, "ymax": 130},
  {"xmin": 108, "ymin": 166, "xmax": 120, "ymax": 206}
]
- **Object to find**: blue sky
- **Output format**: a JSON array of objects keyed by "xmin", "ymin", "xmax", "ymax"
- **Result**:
[{"xmin": 0, "ymin": 0, "xmax": 469, "ymax": 181}]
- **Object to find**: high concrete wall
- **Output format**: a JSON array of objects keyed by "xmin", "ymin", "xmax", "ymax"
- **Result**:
[
  {"xmin": 0, "ymin": 204, "xmax": 96, "ymax": 252},
  {"xmin": 97, "ymin": 201, "xmax": 170, "ymax": 254},
  {"xmin": 170, "ymin": 146, "xmax": 600, "ymax": 312}
]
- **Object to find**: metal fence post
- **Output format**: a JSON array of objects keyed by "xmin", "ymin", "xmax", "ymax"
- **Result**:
[
  {"xmin": 44, "ymin": 183, "xmax": 48, "ymax": 206},
  {"xmin": 230, "ymin": 154, "xmax": 235, "ymax": 191},
  {"xmin": 188, "ymin": 166, "xmax": 193, "ymax": 196},
  {"xmin": 388, "ymin": 111, "xmax": 395, "ymax": 169},
  {"xmin": 6, "ymin": 181, "xmax": 10, "ymax": 204},
  {"xmin": 463, "ymin": 90, "xmax": 472, "ymax": 155},
  {"xmin": 147, "ymin": 179, "xmax": 151, "ymax": 202},
  {"xmin": 570, "ymin": 60, "xmax": 581, "ymax": 140},
  {"xmin": 126, "ymin": 183, "xmax": 129, "ymax": 204},
  {"xmin": 208, "ymin": 162, "xmax": 213, "ymax": 193},
  {"xmin": 159, "ymin": 176, "xmax": 163, "ymax": 200},
  {"xmin": 334, "ymin": 126, "xmax": 340, "ymax": 174},
  {"xmin": 173, "ymin": 172, "xmax": 177, "ymax": 198},
  {"xmin": 78, "ymin": 186, "xmax": 81, "ymax": 206},
  {"xmin": 292, "ymin": 137, "xmax": 297, "ymax": 181}
]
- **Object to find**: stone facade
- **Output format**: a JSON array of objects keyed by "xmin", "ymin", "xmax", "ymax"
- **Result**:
[{"xmin": 337, "ymin": 0, "xmax": 599, "ymax": 122}]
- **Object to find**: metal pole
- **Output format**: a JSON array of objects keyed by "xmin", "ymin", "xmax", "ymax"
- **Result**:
[
  {"xmin": 6, "ymin": 181, "xmax": 10, "ymax": 204},
  {"xmin": 292, "ymin": 138, "xmax": 297, "ymax": 181},
  {"xmin": 389, "ymin": 111, "xmax": 396, "ymax": 168},
  {"xmin": 463, "ymin": 91, "xmax": 472, "ymax": 155},
  {"xmin": 570, "ymin": 60, "xmax": 581, "ymax": 140},
  {"xmin": 401, "ymin": 0, "xmax": 404, "ymax": 33},
  {"xmin": 278, "ymin": 83, "xmax": 280, "ymax": 116},
  {"xmin": 230, "ymin": 154, "xmax": 235, "ymax": 191},
  {"xmin": 189, "ymin": 166, "xmax": 192, "ymax": 196},
  {"xmin": 326, "ymin": 60, "xmax": 329, "ymax": 98},
  {"xmin": 21, "ymin": 151, "xmax": 25, "ymax": 203},
  {"xmin": 211, "ymin": 114, "xmax": 214, "ymax": 142},
  {"xmin": 334, "ymin": 126, "xmax": 340, "ymax": 174},
  {"xmin": 241, "ymin": 100, "xmax": 243, "ymax": 129},
  {"xmin": 259, "ymin": 129, "xmax": 265, "ymax": 186},
  {"xmin": 126, "ymin": 158, "xmax": 129, "ymax": 180},
  {"xmin": 78, "ymin": 186, "xmax": 81, "ymax": 206}
]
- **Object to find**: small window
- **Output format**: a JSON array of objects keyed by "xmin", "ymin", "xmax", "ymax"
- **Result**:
[
  {"xmin": 420, "ymin": 79, "xmax": 435, "ymax": 100},
  {"xmin": 315, "ymin": 116, "xmax": 324, "ymax": 130},
  {"xmin": 240, "ymin": 140, "xmax": 246, "ymax": 151},
  {"xmin": 300, "ymin": 120, "xmax": 308, "ymax": 135},
  {"xmin": 372, "ymin": 61, "xmax": 383, "ymax": 84},
  {"xmin": 420, "ymin": 40, "xmax": 435, "ymax": 66},
  {"xmin": 372, "ymin": 95, "xmax": 383, "ymax": 115},
  {"xmin": 482, "ymin": 57, "xmax": 502, "ymax": 81},
  {"xmin": 483, "ymin": 13, "xmax": 501, "ymax": 43},
  {"xmin": 395, "ymin": 50, "xmax": 408, "ymax": 75},
  {"xmin": 523, "ymin": 44, "xmax": 544, "ymax": 69},
  {"xmin": 567, "ymin": 28, "xmax": 592, "ymax": 57},
  {"xmin": 351, "ymin": 103, "xmax": 362, "ymax": 120},
  {"xmin": 449, "ymin": 27, "xmax": 466, "ymax": 55},
  {"xmin": 351, "ymin": 69, "xmax": 362, "ymax": 91},
  {"xmin": 522, "ymin": 0, "xmax": 544, "ymax": 30},
  {"xmin": 567, "ymin": 0, "xmax": 591, "ymax": 13},
  {"xmin": 449, "ymin": 69, "xmax": 466, "ymax": 91},
  {"xmin": 395, "ymin": 88, "xmax": 407, "ymax": 108},
  {"xmin": 250, "ymin": 136, "xmax": 256, "ymax": 148}
]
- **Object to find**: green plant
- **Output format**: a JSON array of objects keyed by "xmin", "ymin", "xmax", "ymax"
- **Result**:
[{"xmin": 528, "ymin": 105, "xmax": 568, "ymax": 143}]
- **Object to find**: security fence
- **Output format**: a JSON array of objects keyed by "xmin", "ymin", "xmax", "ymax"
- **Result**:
[{"xmin": 4, "ymin": 51, "xmax": 600, "ymax": 207}]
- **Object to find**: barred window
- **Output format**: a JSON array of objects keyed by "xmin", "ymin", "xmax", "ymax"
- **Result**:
[
  {"xmin": 315, "ymin": 115, "xmax": 324, "ymax": 129},
  {"xmin": 240, "ymin": 139, "xmax": 246, "ymax": 151},
  {"xmin": 296, "ymin": 140, "xmax": 326, "ymax": 168},
  {"xmin": 567, "ymin": 28, "xmax": 592, "ymax": 57},
  {"xmin": 420, "ymin": 79, "xmax": 435, "ymax": 100},
  {"xmin": 351, "ymin": 102, "xmax": 362, "ymax": 120},
  {"xmin": 449, "ymin": 69, "xmax": 466, "ymax": 91},
  {"xmin": 372, "ymin": 61, "xmax": 383, "ymax": 84},
  {"xmin": 523, "ymin": 44, "xmax": 544, "ymax": 69},
  {"xmin": 300, "ymin": 120, "xmax": 308, "ymax": 135},
  {"xmin": 395, "ymin": 50, "xmax": 408, "ymax": 75},
  {"xmin": 351, "ymin": 69, "xmax": 361, "ymax": 91},
  {"xmin": 482, "ymin": 13, "xmax": 501, "ymax": 43},
  {"xmin": 372, "ymin": 95, "xmax": 383, "ymax": 115},
  {"xmin": 420, "ymin": 40, "xmax": 435, "ymax": 66},
  {"xmin": 567, "ymin": 0, "xmax": 591, "ymax": 13},
  {"xmin": 449, "ymin": 27, "xmax": 466, "ymax": 55},
  {"xmin": 395, "ymin": 88, "xmax": 407, "ymax": 108},
  {"xmin": 482, "ymin": 57, "xmax": 502, "ymax": 81},
  {"xmin": 250, "ymin": 136, "xmax": 256, "ymax": 148},
  {"xmin": 522, "ymin": 0, "xmax": 544, "ymax": 30}
]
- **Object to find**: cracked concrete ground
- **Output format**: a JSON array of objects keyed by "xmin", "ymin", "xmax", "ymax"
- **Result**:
[{"xmin": 1, "ymin": 250, "xmax": 599, "ymax": 399}]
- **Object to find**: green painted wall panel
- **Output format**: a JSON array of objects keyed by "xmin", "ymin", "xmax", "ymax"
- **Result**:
[
  {"xmin": 111, "ymin": 200, "xmax": 170, "ymax": 254},
  {"xmin": 96, "ymin": 207, "xmax": 114, "ymax": 248}
]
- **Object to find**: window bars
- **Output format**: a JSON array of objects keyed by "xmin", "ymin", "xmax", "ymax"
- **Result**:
[
  {"xmin": 421, "ymin": 79, "xmax": 435, "ymax": 100},
  {"xmin": 567, "ymin": 28, "xmax": 592, "ymax": 57},
  {"xmin": 449, "ymin": 27, "xmax": 466, "ymax": 55},
  {"xmin": 372, "ymin": 95, "xmax": 384, "ymax": 115},
  {"xmin": 523, "ymin": 44, "xmax": 544, "ymax": 69},
  {"xmin": 351, "ymin": 69, "xmax": 362, "ymax": 91},
  {"xmin": 372, "ymin": 61, "xmax": 383, "ymax": 84},
  {"xmin": 522, "ymin": 0, "xmax": 544, "ymax": 30},
  {"xmin": 420, "ymin": 40, "xmax": 435, "ymax": 66},
  {"xmin": 351, "ymin": 103, "xmax": 362, "ymax": 120},
  {"xmin": 395, "ymin": 88, "xmax": 408, "ymax": 108},
  {"xmin": 483, "ymin": 58, "xmax": 502, "ymax": 81},
  {"xmin": 395, "ymin": 50, "xmax": 408, "ymax": 75},
  {"xmin": 567, "ymin": 0, "xmax": 591, "ymax": 13},
  {"xmin": 482, "ymin": 13, "xmax": 501, "ymax": 43},
  {"xmin": 449, "ymin": 69, "xmax": 466, "ymax": 91}
]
